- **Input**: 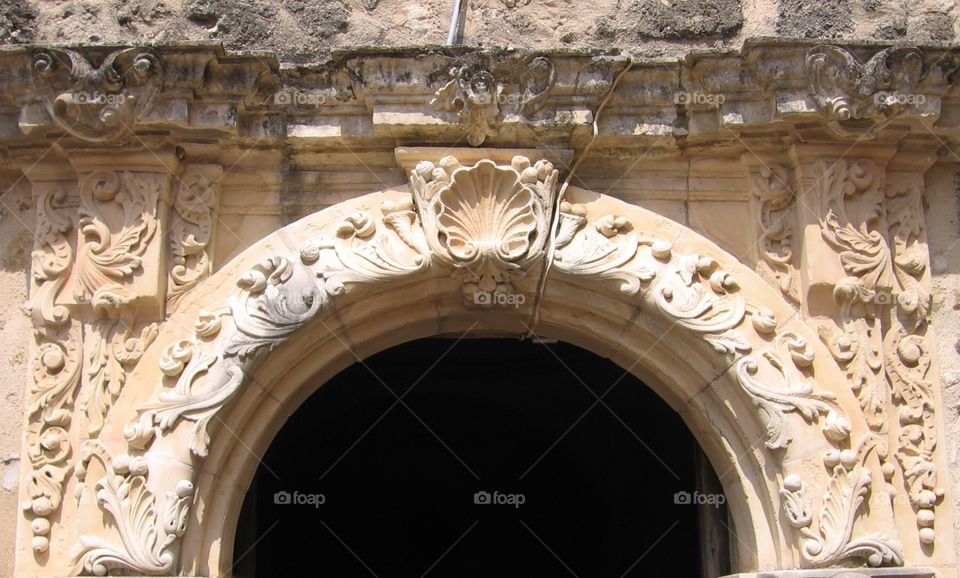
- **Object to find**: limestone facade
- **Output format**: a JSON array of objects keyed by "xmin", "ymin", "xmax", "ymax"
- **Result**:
[{"xmin": 0, "ymin": 41, "xmax": 959, "ymax": 576}]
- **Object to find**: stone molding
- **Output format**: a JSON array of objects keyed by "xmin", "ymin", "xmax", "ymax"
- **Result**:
[{"xmin": 0, "ymin": 42, "xmax": 956, "ymax": 148}]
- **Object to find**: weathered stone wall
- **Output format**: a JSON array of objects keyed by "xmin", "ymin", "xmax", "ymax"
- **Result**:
[
  {"xmin": 0, "ymin": 174, "xmax": 34, "ymax": 578},
  {"xmin": 0, "ymin": 0, "xmax": 957, "ymax": 64}
]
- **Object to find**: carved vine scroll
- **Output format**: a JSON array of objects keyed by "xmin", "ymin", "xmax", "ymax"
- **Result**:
[{"xmin": 814, "ymin": 158, "xmax": 943, "ymax": 546}]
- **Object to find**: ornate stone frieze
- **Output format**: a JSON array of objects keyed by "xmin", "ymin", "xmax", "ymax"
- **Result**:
[
  {"xmin": 816, "ymin": 158, "xmax": 891, "ymax": 434},
  {"xmin": 30, "ymin": 48, "xmax": 164, "ymax": 143},
  {"xmin": 552, "ymin": 199, "xmax": 851, "ymax": 451},
  {"xmin": 884, "ymin": 181, "xmax": 940, "ymax": 546},
  {"xmin": 0, "ymin": 44, "xmax": 955, "ymax": 147},
  {"xmin": 73, "ymin": 168, "xmax": 170, "ymax": 317},
  {"xmin": 3, "ymin": 42, "xmax": 952, "ymax": 578},
  {"xmin": 77, "ymin": 153, "xmax": 881, "ymax": 576},
  {"xmin": 72, "ymin": 441, "xmax": 193, "ymax": 576},
  {"xmin": 72, "ymin": 167, "xmax": 170, "ymax": 435},
  {"xmin": 25, "ymin": 184, "xmax": 81, "ymax": 555},
  {"xmin": 21, "ymin": 155, "xmax": 178, "ymax": 558},
  {"xmin": 735, "ymin": 333, "xmax": 850, "ymax": 450}
]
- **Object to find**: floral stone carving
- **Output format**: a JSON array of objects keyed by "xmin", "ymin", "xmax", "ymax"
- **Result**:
[
  {"xmin": 780, "ymin": 435, "xmax": 903, "ymax": 568},
  {"xmin": 813, "ymin": 157, "xmax": 943, "ymax": 546}
]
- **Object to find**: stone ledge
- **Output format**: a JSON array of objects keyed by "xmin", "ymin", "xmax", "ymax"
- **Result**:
[
  {"xmin": 0, "ymin": 41, "xmax": 956, "ymax": 150},
  {"xmin": 723, "ymin": 568, "xmax": 937, "ymax": 578}
]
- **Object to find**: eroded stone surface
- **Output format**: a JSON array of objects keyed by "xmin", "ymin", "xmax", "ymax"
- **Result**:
[{"xmin": 624, "ymin": 0, "xmax": 743, "ymax": 38}]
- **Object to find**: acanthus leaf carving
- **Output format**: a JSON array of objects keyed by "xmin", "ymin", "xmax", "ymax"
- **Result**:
[
  {"xmin": 31, "ymin": 48, "xmax": 164, "ymax": 143},
  {"xmin": 82, "ymin": 319, "xmax": 159, "ymax": 436},
  {"xmin": 885, "ymin": 182, "xmax": 940, "ymax": 545},
  {"xmin": 126, "ymin": 256, "xmax": 322, "ymax": 459},
  {"xmin": 82, "ymin": 152, "xmax": 922, "ymax": 574},
  {"xmin": 302, "ymin": 199, "xmax": 430, "ymax": 295},
  {"xmin": 817, "ymin": 158, "xmax": 892, "ymax": 302},
  {"xmin": 815, "ymin": 157, "xmax": 941, "ymax": 545},
  {"xmin": 818, "ymin": 278, "xmax": 888, "ymax": 433},
  {"xmin": 72, "ymin": 442, "xmax": 193, "ymax": 576},
  {"xmin": 736, "ymin": 333, "xmax": 849, "ymax": 450},
  {"xmin": 554, "ymin": 202, "xmax": 669, "ymax": 296},
  {"xmin": 780, "ymin": 436, "xmax": 903, "ymax": 568},
  {"xmin": 74, "ymin": 169, "xmax": 167, "ymax": 317},
  {"xmin": 73, "ymin": 168, "xmax": 168, "ymax": 436},
  {"xmin": 126, "ymin": 200, "xmax": 430, "ymax": 461},
  {"xmin": 551, "ymin": 199, "xmax": 850, "ymax": 451}
]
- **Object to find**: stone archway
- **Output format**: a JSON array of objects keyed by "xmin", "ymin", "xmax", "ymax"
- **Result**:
[{"xmin": 29, "ymin": 149, "xmax": 943, "ymax": 577}]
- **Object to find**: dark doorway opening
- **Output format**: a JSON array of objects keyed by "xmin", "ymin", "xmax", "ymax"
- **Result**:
[{"xmin": 233, "ymin": 338, "xmax": 732, "ymax": 577}]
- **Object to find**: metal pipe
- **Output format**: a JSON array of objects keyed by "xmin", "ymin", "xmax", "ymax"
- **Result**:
[{"xmin": 446, "ymin": 0, "xmax": 466, "ymax": 45}]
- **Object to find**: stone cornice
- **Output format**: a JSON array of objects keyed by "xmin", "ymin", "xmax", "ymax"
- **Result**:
[{"xmin": 0, "ymin": 41, "xmax": 956, "ymax": 154}]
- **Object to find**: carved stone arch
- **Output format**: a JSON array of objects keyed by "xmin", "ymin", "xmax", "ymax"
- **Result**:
[{"xmin": 63, "ymin": 153, "xmax": 938, "ymax": 577}]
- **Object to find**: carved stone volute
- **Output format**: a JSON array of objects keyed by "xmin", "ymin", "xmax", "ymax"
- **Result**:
[
  {"xmin": 805, "ymin": 46, "xmax": 923, "ymax": 137},
  {"xmin": 30, "ymin": 48, "xmax": 164, "ymax": 143}
]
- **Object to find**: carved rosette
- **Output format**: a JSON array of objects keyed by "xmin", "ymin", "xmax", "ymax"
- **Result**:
[
  {"xmin": 31, "ymin": 48, "xmax": 164, "ymax": 143},
  {"xmin": 805, "ymin": 46, "xmax": 923, "ymax": 138},
  {"xmin": 411, "ymin": 155, "xmax": 558, "ymax": 306}
]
